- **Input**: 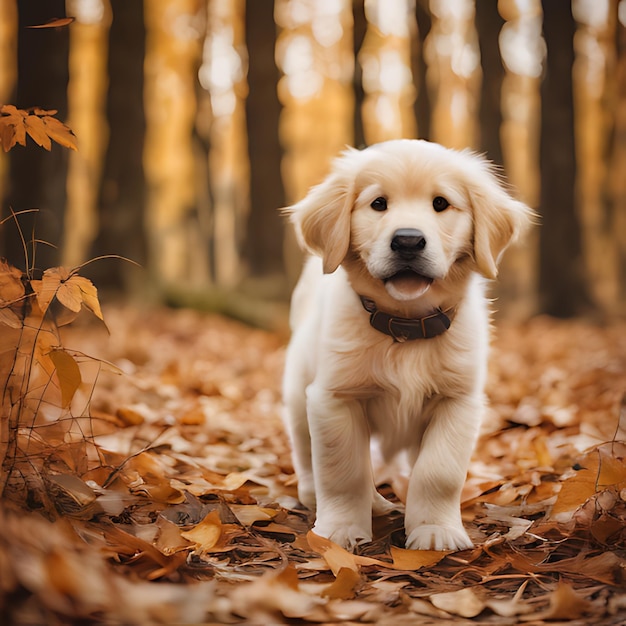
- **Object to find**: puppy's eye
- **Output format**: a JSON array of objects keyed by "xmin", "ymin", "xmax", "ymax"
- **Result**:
[
  {"xmin": 370, "ymin": 196, "xmax": 387, "ymax": 211},
  {"xmin": 433, "ymin": 196, "xmax": 450, "ymax": 212}
]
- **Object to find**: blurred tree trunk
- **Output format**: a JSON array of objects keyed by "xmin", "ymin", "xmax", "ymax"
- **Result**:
[
  {"xmin": 353, "ymin": 0, "xmax": 367, "ymax": 148},
  {"xmin": 539, "ymin": 0, "xmax": 589, "ymax": 316},
  {"xmin": 244, "ymin": 0, "xmax": 285, "ymax": 279},
  {"xmin": 608, "ymin": 11, "xmax": 626, "ymax": 311},
  {"xmin": 62, "ymin": 1, "xmax": 112, "ymax": 269},
  {"xmin": 143, "ymin": 0, "xmax": 203, "ymax": 290},
  {"xmin": 358, "ymin": 0, "xmax": 417, "ymax": 144},
  {"xmin": 475, "ymin": 0, "xmax": 504, "ymax": 166},
  {"xmin": 573, "ymin": 2, "xmax": 620, "ymax": 314},
  {"xmin": 413, "ymin": 0, "xmax": 431, "ymax": 140},
  {"xmin": 2, "ymin": 0, "xmax": 70, "ymax": 271},
  {"xmin": 89, "ymin": 0, "xmax": 146, "ymax": 291},
  {"xmin": 424, "ymin": 0, "xmax": 480, "ymax": 149}
]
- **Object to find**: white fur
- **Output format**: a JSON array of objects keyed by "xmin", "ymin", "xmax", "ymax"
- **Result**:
[{"xmin": 282, "ymin": 139, "xmax": 532, "ymax": 551}]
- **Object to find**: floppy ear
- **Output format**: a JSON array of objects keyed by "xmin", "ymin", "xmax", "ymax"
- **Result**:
[
  {"xmin": 284, "ymin": 151, "xmax": 357, "ymax": 274},
  {"xmin": 466, "ymin": 162, "xmax": 534, "ymax": 280}
]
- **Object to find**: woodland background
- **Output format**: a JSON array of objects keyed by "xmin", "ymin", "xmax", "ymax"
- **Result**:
[{"xmin": 0, "ymin": 0, "xmax": 625, "ymax": 321}]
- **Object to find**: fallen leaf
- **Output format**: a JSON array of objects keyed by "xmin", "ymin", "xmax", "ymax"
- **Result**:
[
  {"xmin": 230, "ymin": 504, "xmax": 277, "ymax": 526},
  {"xmin": 522, "ymin": 583, "xmax": 591, "ymax": 621},
  {"xmin": 180, "ymin": 510, "xmax": 222, "ymax": 552},
  {"xmin": 306, "ymin": 531, "xmax": 387, "ymax": 575},
  {"xmin": 430, "ymin": 587, "xmax": 485, "ymax": 618},
  {"xmin": 322, "ymin": 567, "xmax": 362, "ymax": 599},
  {"xmin": 389, "ymin": 545, "xmax": 449, "ymax": 570},
  {"xmin": 153, "ymin": 516, "xmax": 192, "ymax": 555}
]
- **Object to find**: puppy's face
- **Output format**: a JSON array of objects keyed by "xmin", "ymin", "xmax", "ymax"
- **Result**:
[
  {"xmin": 349, "ymin": 152, "xmax": 474, "ymax": 301},
  {"xmin": 288, "ymin": 139, "xmax": 532, "ymax": 302}
]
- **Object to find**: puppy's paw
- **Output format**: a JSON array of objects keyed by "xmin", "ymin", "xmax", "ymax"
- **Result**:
[
  {"xmin": 313, "ymin": 522, "xmax": 372, "ymax": 552},
  {"xmin": 405, "ymin": 524, "xmax": 473, "ymax": 552}
]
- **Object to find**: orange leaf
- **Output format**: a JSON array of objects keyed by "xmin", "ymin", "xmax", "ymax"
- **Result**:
[
  {"xmin": 49, "ymin": 348, "xmax": 82, "ymax": 407},
  {"xmin": 27, "ymin": 17, "xmax": 75, "ymax": 29},
  {"xmin": 552, "ymin": 449, "xmax": 626, "ymax": 516},
  {"xmin": 0, "ymin": 121, "xmax": 15, "ymax": 152},
  {"xmin": 24, "ymin": 114, "xmax": 52, "ymax": 150},
  {"xmin": 390, "ymin": 545, "xmax": 449, "ymax": 570},
  {"xmin": 0, "ymin": 105, "xmax": 23, "ymax": 116},
  {"xmin": 33, "ymin": 267, "xmax": 104, "ymax": 321},
  {"xmin": 306, "ymin": 531, "xmax": 386, "ymax": 575},
  {"xmin": 42, "ymin": 116, "xmax": 78, "ymax": 151},
  {"xmin": 321, "ymin": 567, "xmax": 362, "ymax": 599},
  {"xmin": 431, "ymin": 588, "xmax": 485, "ymax": 618},
  {"xmin": 180, "ymin": 510, "xmax": 223, "ymax": 552}
]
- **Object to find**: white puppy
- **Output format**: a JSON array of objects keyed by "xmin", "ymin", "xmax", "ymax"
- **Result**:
[{"xmin": 282, "ymin": 139, "xmax": 532, "ymax": 552}]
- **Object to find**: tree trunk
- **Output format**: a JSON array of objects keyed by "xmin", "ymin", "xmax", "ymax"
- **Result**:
[
  {"xmin": 353, "ymin": 0, "xmax": 367, "ymax": 148},
  {"xmin": 539, "ymin": 0, "xmax": 589, "ymax": 316},
  {"xmin": 2, "ymin": 0, "xmax": 69, "ymax": 271},
  {"xmin": 89, "ymin": 0, "xmax": 146, "ymax": 291},
  {"xmin": 475, "ymin": 0, "xmax": 504, "ymax": 166},
  {"xmin": 413, "ymin": 0, "xmax": 431, "ymax": 140},
  {"xmin": 608, "ymin": 11, "xmax": 626, "ymax": 312},
  {"xmin": 244, "ymin": 0, "xmax": 285, "ymax": 278},
  {"xmin": 62, "ymin": 1, "xmax": 112, "ymax": 268}
]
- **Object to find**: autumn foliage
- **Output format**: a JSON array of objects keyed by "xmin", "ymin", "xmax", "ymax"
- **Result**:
[
  {"xmin": 0, "ymin": 105, "xmax": 77, "ymax": 152},
  {"xmin": 1, "ymin": 285, "xmax": 625, "ymax": 623}
]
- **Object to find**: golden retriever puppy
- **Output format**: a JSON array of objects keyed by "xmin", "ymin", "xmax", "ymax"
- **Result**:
[{"xmin": 283, "ymin": 139, "xmax": 532, "ymax": 552}]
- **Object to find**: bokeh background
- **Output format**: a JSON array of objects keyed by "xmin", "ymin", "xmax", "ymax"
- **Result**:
[{"xmin": 0, "ymin": 0, "xmax": 624, "ymax": 323}]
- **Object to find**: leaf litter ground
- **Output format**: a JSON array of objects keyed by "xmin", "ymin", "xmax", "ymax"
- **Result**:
[{"xmin": 1, "ymin": 306, "xmax": 625, "ymax": 625}]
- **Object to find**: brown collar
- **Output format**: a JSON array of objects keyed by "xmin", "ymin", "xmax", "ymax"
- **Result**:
[{"xmin": 360, "ymin": 296, "xmax": 456, "ymax": 342}]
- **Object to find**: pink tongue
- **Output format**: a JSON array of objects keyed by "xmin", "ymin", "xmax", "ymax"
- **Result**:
[{"xmin": 386, "ymin": 272, "xmax": 432, "ymax": 299}]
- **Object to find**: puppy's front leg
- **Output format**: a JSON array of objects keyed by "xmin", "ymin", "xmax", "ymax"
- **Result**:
[
  {"xmin": 405, "ymin": 395, "xmax": 482, "ymax": 551},
  {"xmin": 306, "ymin": 383, "xmax": 373, "ymax": 550}
]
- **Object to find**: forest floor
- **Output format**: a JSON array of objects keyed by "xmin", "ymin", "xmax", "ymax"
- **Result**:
[{"xmin": 1, "ymin": 304, "xmax": 626, "ymax": 625}]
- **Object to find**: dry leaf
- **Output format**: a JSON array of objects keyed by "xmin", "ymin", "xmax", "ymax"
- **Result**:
[
  {"xmin": 322, "ymin": 567, "xmax": 362, "ymax": 599},
  {"xmin": 522, "ymin": 583, "xmax": 591, "ymax": 621},
  {"xmin": 552, "ymin": 448, "xmax": 626, "ymax": 517},
  {"xmin": 0, "ymin": 105, "xmax": 77, "ymax": 151},
  {"xmin": 430, "ymin": 587, "xmax": 485, "ymax": 618},
  {"xmin": 306, "ymin": 531, "xmax": 387, "ymax": 575},
  {"xmin": 24, "ymin": 114, "xmax": 51, "ymax": 150},
  {"xmin": 230, "ymin": 504, "xmax": 277, "ymax": 525},
  {"xmin": 27, "ymin": 17, "xmax": 76, "ymax": 28},
  {"xmin": 180, "ymin": 510, "xmax": 222, "ymax": 552},
  {"xmin": 32, "ymin": 267, "xmax": 103, "ymax": 320},
  {"xmin": 389, "ymin": 545, "xmax": 449, "ymax": 570},
  {"xmin": 49, "ymin": 348, "xmax": 81, "ymax": 408},
  {"xmin": 153, "ymin": 517, "xmax": 192, "ymax": 555}
]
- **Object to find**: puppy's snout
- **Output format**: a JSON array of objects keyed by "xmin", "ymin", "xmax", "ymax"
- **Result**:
[{"xmin": 390, "ymin": 229, "xmax": 426, "ymax": 258}]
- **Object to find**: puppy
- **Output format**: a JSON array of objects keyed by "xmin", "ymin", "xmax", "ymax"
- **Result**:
[{"xmin": 282, "ymin": 139, "xmax": 532, "ymax": 551}]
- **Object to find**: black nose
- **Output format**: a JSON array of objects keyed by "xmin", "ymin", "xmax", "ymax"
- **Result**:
[{"xmin": 390, "ymin": 229, "xmax": 426, "ymax": 258}]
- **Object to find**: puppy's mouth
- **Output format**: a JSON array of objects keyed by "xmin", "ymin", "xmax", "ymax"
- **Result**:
[{"xmin": 383, "ymin": 269, "xmax": 433, "ymax": 300}]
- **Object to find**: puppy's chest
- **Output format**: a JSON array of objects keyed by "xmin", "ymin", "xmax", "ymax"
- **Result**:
[{"xmin": 330, "ymin": 341, "xmax": 450, "ymax": 402}]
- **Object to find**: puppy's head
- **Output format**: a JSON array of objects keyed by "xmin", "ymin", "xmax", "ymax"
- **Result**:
[{"xmin": 286, "ymin": 139, "xmax": 532, "ymax": 301}]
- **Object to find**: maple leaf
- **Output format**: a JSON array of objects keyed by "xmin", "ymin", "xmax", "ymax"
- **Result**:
[
  {"xmin": 0, "ymin": 105, "xmax": 77, "ymax": 152},
  {"xmin": 30, "ymin": 266, "xmax": 104, "ymax": 322}
]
